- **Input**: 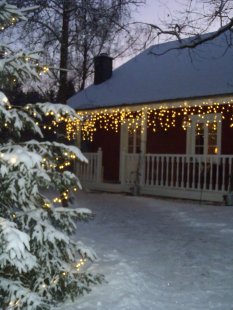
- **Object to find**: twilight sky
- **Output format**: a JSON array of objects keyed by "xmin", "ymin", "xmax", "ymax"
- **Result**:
[
  {"xmin": 114, "ymin": 0, "xmax": 186, "ymax": 67},
  {"xmin": 133, "ymin": 0, "xmax": 183, "ymax": 24}
]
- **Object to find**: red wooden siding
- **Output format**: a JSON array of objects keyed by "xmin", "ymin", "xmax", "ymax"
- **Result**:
[
  {"xmin": 146, "ymin": 115, "xmax": 186, "ymax": 154},
  {"xmin": 221, "ymin": 115, "xmax": 233, "ymax": 154}
]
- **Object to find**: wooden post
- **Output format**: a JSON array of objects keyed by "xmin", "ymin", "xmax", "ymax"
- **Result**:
[
  {"xmin": 96, "ymin": 148, "xmax": 102, "ymax": 182},
  {"xmin": 120, "ymin": 150, "xmax": 126, "ymax": 185},
  {"xmin": 139, "ymin": 152, "xmax": 145, "ymax": 187}
]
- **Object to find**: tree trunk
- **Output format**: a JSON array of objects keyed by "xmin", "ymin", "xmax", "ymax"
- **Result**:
[
  {"xmin": 57, "ymin": 1, "xmax": 70, "ymax": 103},
  {"xmin": 80, "ymin": 42, "xmax": 88, "ymax": 91}
]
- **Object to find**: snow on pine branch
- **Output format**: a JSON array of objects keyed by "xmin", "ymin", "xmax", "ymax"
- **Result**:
[
  {"xmin": 0, "ymin": 145, "xmax": 85, "ymax": 212},
  {"xmin": 55, "ymin": 207, "xmax": 92, "ymax": 216},
  {"xmin": 0, "ymin": 145, "xmax": 42, "ymax": 168},
  {"xmin": 0, "ymin": 91, "xmax": 8, "ymax": 105},
  {"xmin": 0, "ymin": 278, "xmax": 47, "ymax": 310},
  {"xmin": 0, "ymin": 49, "xmax": 41, "ymax": 83},
  {"xmin": 76, "ymin": 241, "xmax": 97, "ymax": 262},
  {"xmin": 30, "ymin": 219, "xmax": 71, "ymax": 251},
  {"xmin": 0, "ymin": 218, "xmax": 37, "ymax": 273},
  {"xmin": 0, "ymin": 91, "xmax": 42, "ymax": 137},
  {"xmin": 53, "ymin": 207, "xmax": 93, "ymax": 224},
  {"xmin": 25, "ymin": 140, "xmax": 88, "ymax": 163},
  {"xmin": 28, "ymin": 102, "xmax": 81, "ymax": 122},
  {"xmin": 0, "ymin": 105, "xmax": 42, "ymax": 136},
  {"xmin": 0, "ymin": 0, "xmax": 27, "ymax": 25},
  {"xmin": 44, "ymin": 206, "xmax": 93, "ymax": 236}
]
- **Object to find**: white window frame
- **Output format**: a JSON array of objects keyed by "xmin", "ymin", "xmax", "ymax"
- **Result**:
[
  {"xmin": 186, "ymin": 113, "xmax": 222, "ymax": 155},
  {"xmin": 120, "ymin": 118, "xmax": 147, "ymax": 155},
  {"xmin": 127, "ymin": 124, "xmax": 142, "ymax": 153}
]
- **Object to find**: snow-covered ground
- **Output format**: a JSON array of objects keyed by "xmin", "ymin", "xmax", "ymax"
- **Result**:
[{"xmin": 58, "ymin": 192, "xmax": 233, "ymax": 310}]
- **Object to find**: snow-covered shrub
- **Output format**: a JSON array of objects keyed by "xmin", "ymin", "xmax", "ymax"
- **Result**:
[{"xmin": 0, "ymin": 2, "xmax": 102, "ymax": 309}]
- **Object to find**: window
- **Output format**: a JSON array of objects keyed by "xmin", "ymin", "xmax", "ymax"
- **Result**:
[
  {"xmin": 128, "ymin": 125, "xmax": 141, "ymax": 153},
  {"xmin": 120, "ymin": 119, "xmax": 146, "ymax": 155},
  {"xmin": 187, "ymin": 113, "xmax": 221, "ymax": 155}
]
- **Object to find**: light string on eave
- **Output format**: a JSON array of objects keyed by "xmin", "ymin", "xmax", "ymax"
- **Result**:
[{"xmin": 64, "ymin": 100, "xmax": 233, "ymax": 141}]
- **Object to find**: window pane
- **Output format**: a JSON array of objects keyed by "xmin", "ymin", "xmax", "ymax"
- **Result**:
[
  {"xmin": 195, "ymin": 134, "xmax": 204, "ymax": 146},
  {"xmin": 196, "ymin": 123, "xmax": 204, "ymax": 135},
  {"xmin": 128, "ymin": 125, "xmax": 141, "ymax": 154},
  {"xmin": 208, "ymin": 134, "xmax": 217, "ymax": 145},
  {"xmin": 136, "ymin": 128, "xmax": 141, "ymax": 153},
  {"xmin": 208, "ymin": 146, "xmax": 218, "ymax": 155},
  {"xmin": 128, "ymin": 133, "xmax": 133, "ymax": 144},
  {"xmin": 128, "ymin": 133, "xmax": 134, "ymax": 153},
  {"xmin": 136, "ymin": 128, "xmax": 140, "ymax": 142},
  {"xmin": 195, "ymin": 123, "xmax": 204, "ymax": 154},
  {"xmin": 128, "ymin": 145, "xmax": 134, "ymax": 153},
  {"xmin": 195, "ymin": 146, "xmax": 204, "ymax": 154},
  {"xmin": 188, "ymin": 114, "xmax": 220, "ymax": 156},
  {"xmin": 208, "ymin": 122, "xmax": 217, "ymax": 134}
]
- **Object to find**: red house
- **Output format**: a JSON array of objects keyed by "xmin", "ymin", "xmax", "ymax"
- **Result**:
[{"xmin": 68, "ymin": 31, "xmax": 233, "ymax": 203}]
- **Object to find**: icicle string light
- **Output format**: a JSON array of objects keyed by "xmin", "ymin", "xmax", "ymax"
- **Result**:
[{"xmin": 67, "ymin": 99, "xmax": 233, "ymax": 141}]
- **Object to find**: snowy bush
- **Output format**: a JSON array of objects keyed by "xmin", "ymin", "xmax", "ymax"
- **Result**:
[{"xmin": 0, "ymin": 2, "xmax": 102, "ymax": 309}]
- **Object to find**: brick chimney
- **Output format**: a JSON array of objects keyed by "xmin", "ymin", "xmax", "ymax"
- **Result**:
[{"xmin": 94, "ymin": 53, "xmax": 113, "ymax": 85}]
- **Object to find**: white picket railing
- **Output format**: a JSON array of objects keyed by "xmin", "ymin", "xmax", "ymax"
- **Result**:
[
  {"xmin": 75, "ymin": 149, "xmax": 233, "ymax": 200},
  {"xmin": 124, "ymin": 153, "xmax": 233, "ymax": 193},
  {"xmin": 77, "ymin": 148, "xmax": 102, "ymax": 183}
]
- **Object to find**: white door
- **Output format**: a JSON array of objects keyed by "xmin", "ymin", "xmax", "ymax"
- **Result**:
[{"xmin": 120, "ymin": 120, "xmax": 147, "ymax": 184}]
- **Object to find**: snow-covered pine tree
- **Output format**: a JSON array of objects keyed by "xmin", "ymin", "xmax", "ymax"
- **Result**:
[{"xmin": 0, "ymin": 1, "xmax": 102, "ymax": 309}]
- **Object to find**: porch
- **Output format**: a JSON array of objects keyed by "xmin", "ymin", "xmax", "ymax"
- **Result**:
[{"xmin": 76, "ymin": 149, "xmax": 233, "ymax": 203}]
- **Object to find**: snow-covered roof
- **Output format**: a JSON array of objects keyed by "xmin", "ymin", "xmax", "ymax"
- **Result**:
[{"xmin": 68, "ymin": 31, "xmax": 233, "ymax": 110}]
